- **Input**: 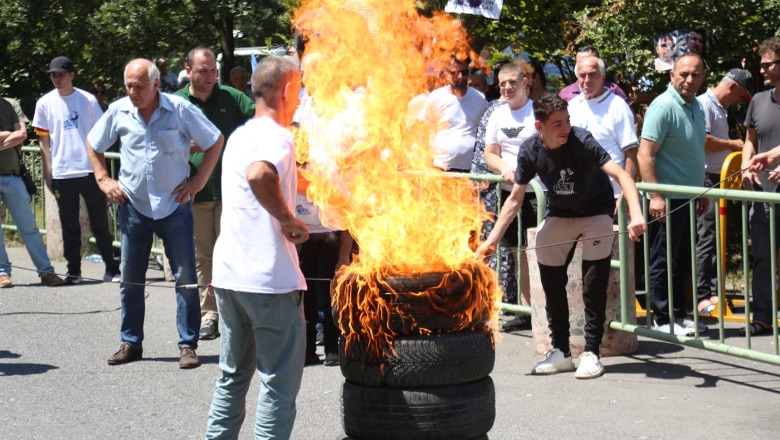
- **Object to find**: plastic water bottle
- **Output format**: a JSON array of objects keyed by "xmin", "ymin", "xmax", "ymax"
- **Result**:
[{"xmin": 85, "ymin": 254, "xmax": 103, "ymax": 263}]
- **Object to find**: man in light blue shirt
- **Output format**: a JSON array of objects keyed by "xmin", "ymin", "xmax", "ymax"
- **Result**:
[{"xmin": 87, "ymin": 58, "xmax": 224, "ymax": 369}]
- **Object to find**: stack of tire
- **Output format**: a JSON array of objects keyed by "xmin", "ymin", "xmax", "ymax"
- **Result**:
[{"xmin": 333, "ymin": 267, "xmax": 496, "ymax": 440}]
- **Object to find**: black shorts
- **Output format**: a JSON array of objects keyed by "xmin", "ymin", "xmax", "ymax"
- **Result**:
[{"xmin": 499, "ymin": 190, "xmax": 538, "ymax": 248}]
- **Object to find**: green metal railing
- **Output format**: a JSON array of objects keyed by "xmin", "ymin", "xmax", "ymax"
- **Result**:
[
  {"xmin": 484, "ymin": 174, "xmax": 780, "ymax": 367},
  {"xmin": 2, "ymin": 146, "xmax": 164, "ymax": 255}
]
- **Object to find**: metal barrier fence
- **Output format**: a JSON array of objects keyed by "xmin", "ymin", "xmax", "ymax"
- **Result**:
[
  {"xmin": 2, "ymin": 146, "xmax": 164, "ymax": 255},
  {"xmin": 7, "ymin": 147, "xmax": 780, "ymax": 366},
  {"xmin": 486, "ymin": 171, "xmax": 780, "ymax": 367}
]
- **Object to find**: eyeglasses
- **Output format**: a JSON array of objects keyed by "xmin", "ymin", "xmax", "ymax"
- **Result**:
[
  {"xmin": 759, "ymin": 59, "xmax": 780, "ymax": 70},
  {"xmin": 449, "ymin": 68, "xmax": 470, "ymax": 77}
]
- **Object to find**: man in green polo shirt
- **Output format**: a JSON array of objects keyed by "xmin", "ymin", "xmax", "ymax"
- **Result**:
[
  {"xmin": 175, "ymin": 47, "xmax": 255, "ymax": 340},
  {"xmin": 638, "ymin": 53, "xmax": 708, "ymax": 335}
]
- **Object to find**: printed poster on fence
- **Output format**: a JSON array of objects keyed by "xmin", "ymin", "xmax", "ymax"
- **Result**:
[{"xmin": 445, "ymin": 0, "xmax": 503, "ymax": 20}]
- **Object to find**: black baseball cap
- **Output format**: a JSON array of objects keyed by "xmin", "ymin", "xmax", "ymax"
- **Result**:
[
  {"xmin": 48, "ymin": 56, "xmax": 74, "ymax": 74},
  {"xmin": 726, "ymin": 68, "xmax": 753, "ymax": 97}
]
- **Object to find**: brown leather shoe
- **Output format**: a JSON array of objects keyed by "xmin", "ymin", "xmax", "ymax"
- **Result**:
[
  {"xmin": 179, "ymin": 347, "xmax": 201, "ymax": 369},
  {"xmin": 41, "ymin": 272, "xmax": 65, "ymax": 287},
  {"xmin": 0, "ymin": 274, "xmax": 13, "ymax": 288},
  {"xmin": 107, "ymin": 342, "xmax": 143, "ymax": 365}
]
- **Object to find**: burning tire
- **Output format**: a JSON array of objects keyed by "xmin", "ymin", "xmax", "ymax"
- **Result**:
[
  {"xmin": 341, "ymin": 377, "xmax": 495, "ymax": 440},
  {"xmin": 332, "ymin": 266, "xmax": 495, "ymax": 336},
  {"xmin": 339, "ymin": 329, "xmax": 494, "ymax": 388}
]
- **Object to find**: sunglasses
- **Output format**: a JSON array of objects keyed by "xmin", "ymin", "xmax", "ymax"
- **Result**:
[
  {"xmin": 759, "ymin": 60, "xmax": 780, "ymax": 70},
  {"xmin": 449, "ymin": 68, "xmax": 470, "ymax": 76}
]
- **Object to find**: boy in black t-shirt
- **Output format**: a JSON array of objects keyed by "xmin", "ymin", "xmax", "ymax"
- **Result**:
[{"xmin": 476, "ymin": 94, "xmax": 646, "ymax": 379}]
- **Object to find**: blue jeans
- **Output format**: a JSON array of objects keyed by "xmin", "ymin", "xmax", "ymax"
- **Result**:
[
  {"xmin": 118, "ymin": 202, "xmax": 199, "ymax": 348},
  {"xmin": 205, "ymin": 289, "xmax": 305, "ymax": 440},
  {"xmin": 0, "ymin": 175, "xmax": 55, "ymax": 276}
]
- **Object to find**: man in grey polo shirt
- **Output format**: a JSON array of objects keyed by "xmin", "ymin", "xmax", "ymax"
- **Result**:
[{"xmin": 694, "ymin": 69, "xmax": 752, "ymax": 315}]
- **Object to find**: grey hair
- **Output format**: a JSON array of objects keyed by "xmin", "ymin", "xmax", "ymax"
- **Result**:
[
  {"xmin": 124, "ymin": 58, "xmax": 160, "ymax": 84},
  {"xmin": 251, "ymin": 56, "xmax": 299, "ymax": 100},
  {"xmin": 574, "ymin": 56, "xmax": 606, "ymax": 77}
]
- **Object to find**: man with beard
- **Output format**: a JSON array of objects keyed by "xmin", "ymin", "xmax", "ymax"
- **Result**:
[
  {"xmin": 740, "ymin": 37, "xmax": 780, "ymax": 336},
  {"xmin": 419, "ymin": 56, "xmax": 487, "ymax": 171}
]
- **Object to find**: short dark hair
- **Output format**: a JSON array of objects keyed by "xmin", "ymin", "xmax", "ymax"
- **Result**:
[
  {"xmin": 577, "ymin": 45, "xmax": 599, "ymax": 58},
  {"xmin": 533, "ymin": 93, "xmax": 568, "ymax": 122},
  {"xmin": 185, "ymin": 47, "xmax": 215, "ymax": 68},
  {"xmin": 252, "ymin": 56, "xmax": 299, "ymax": 100},
  {"xmin": 759, "ymin": 37, "xmax": 780, "ymax": 58}
]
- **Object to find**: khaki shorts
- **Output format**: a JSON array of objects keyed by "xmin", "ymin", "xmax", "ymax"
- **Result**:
[{"xmin": 534, "ymin": 215, "xmax": 615, "ymax": 266}]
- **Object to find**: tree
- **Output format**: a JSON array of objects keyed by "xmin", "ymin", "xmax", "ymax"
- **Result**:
[{"xmin": 0, "ymin": 0, "xmax": 295, "ymax": 115}]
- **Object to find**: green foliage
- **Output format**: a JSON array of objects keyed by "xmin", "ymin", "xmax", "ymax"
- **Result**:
[{"xmin": 0, "ymin": 0, "xmax": 295, "ymax": 115}]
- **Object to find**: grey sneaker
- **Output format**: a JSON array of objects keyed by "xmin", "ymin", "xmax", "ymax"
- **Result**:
[
  {"xmin": 677, "ymin": 317, "xmax": 708, "ymax": 334},
  {"xmin": 531, "ymin": 348, "xmax": 575, "ymax": 375},
  {"xmin": 575, "ymin": 351, "xmax": 605, "ymax": 379},
  {"xmin": 652, "ymin": 321, "xmax": 694, "ymax": 336},
  {"xmin": 199, "ymin": 319, "xmax": 219, "ymax": 340}
]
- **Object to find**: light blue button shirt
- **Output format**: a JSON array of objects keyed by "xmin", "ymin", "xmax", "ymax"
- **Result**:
[{"xmin": 88, "ymin": 93, "xmax": 221, "ymax": 219}]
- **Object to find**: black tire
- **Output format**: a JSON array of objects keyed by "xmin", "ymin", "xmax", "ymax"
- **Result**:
[
  {"xmin": 341, "ymin": 377, "xmax": 495, "ymax": 440},
  {"xmin": 340, "ymin": 329, "xmax": 495, "ymax": 387},
  {"xmin": 331, "ymin": 265, "xmax": 495, "ymax": 336}
]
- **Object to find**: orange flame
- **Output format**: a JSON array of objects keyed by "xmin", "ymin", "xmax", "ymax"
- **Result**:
[{"xmin": 292, "ymin": 0, "xmax": 502, "ymax": 353}]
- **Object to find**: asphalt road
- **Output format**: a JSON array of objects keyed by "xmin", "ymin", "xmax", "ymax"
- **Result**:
[{"xmin": 1, "ymin": 246, "xmax": 779, "ymax": 440}]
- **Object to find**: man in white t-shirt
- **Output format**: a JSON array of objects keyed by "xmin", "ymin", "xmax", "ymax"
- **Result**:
[
  {"xmin": 206, "ymin": 56, "xmax": 308, "ymax": 439},
  {"xmin": 569, "ymin": 56, "xmax": 639, "ymax": 197},
  {"xmin": 420, "ymin": 56, "xmax": 487, "ymax": 171},
  {"xmin": 482, "ymin": 62, "xmax": 538, "ymax": 331},
  {"xmin": 32, "ymin": 56, "xmax": 120, "ymax": 284}
]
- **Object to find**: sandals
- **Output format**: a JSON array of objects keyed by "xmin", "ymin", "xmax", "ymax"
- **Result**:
[{"xmin": 738, "ymin": 321, "xmax": 773, "ymax": 336}]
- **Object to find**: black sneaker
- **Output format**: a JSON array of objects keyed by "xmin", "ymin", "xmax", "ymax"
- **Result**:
[
  {"xmin": 323, "ymin": 352, "xmax": 339, "ymax": 367},
  {"xmin": 501, "ymin": 314, "xmax": 531, "ymax": 332},
  {"xmin": 64, "ymin": 272, "xmax": 83, "ymax": 285},
  {"xmin": 103, "ymin": 269, "xmax": 121, "ymax": 283},
  {"xmin": 199, "ymin": 319, "xmax": 219, "ymax": 340}
]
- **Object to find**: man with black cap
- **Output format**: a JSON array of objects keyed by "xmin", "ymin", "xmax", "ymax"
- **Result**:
[
  {"xmin": 694, "ymin": 68, "xmax": 752, "ymax": 315},
  {"xmin": 32, "ymin": 56, "xmax": 120, "ymax": 285}
]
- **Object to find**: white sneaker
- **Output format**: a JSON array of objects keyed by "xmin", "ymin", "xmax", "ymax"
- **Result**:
[
  {"xmin": 531, "ymin": 348, "xmax": 575, "ymax": 375},
  {"xmin": 652, "ymin": 321, "xmax": 694, "ymax": 336},
  {"xmin": 575, "ymin": 351, "xmax": 604, "ymax": 379},
  {"xmin": 677, "ymin": 317, "xmax": 708, "ymax": 334}
]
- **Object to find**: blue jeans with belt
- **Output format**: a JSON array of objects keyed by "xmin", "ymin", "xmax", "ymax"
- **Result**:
[
  {"xmin": 0, "ymin": 175, "xmax": 56, "ymax": 276},
  {"xmin": 118, "ymin": 202, "xmax": 199, "ymax": 348}
]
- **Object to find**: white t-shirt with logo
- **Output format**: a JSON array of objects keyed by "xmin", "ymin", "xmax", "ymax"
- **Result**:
[
  {"xmin": 420, "ymin": 86, "xmax": 487, "ymax": 171},
  {"xmin": 32, "ymin": 88, "xmax": 103, "ymax": 179},
  {"xmin": 213, "ymin": 117, "xmax": 306, "ymax": 294},
  {"xmin": 484, "ymin": 100, "xmax": 537, "ymax": 191},
  {"xmin": 569, "ymin": 89, "xmax": 638, "ymax": 196}
]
